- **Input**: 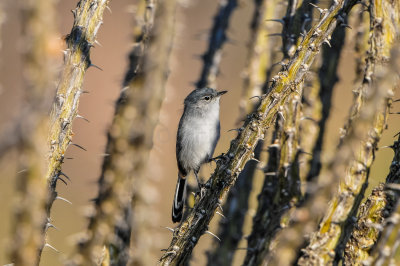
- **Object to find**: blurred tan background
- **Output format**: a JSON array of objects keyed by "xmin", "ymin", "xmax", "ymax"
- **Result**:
[{"xmin": 0, "ymin": 1, "xmax": 398, "ymax": 266}]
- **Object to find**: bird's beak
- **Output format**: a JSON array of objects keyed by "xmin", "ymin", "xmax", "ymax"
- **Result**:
[{"xmin": 217, "ymin": 90, "xmax": 228, "ymax": 97}]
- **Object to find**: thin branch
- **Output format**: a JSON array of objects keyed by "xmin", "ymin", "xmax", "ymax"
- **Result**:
[
  {"xmin": 67, "ymin": 0, "xmax": 176, "ymax": 265},
  {"xmin": 303, "ymin": 24, "xmax": 346, "ymax": 185},
  {"xmin": 195, "ymin": 0, "xmax": 238, "ymax": 89},
  {"xmin": 40, "ymin": 0, "xmax": 110, "ymax": 260},
  {"xmin": 368, "ymin": 199, "xmax": 400, "ymax": 265}
]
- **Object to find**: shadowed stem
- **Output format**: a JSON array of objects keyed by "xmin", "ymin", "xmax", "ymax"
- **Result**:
[{"xmin": 195, "ymin": 0, "xmax": 238, "ymax": 89}]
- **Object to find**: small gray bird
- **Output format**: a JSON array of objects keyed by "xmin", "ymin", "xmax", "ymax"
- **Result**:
[{"xmin": 172, "ymin": 87, "xmax": 227, "ymax": 223}]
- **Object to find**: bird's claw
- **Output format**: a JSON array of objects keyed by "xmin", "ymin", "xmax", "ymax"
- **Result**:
[
  {"xmin": 200, "ymin": 186, "xmax": 207, "ymax": 198},
  {"xmin": 208, "ymin": 153, "xmax": 225, "ymax": 163},
  {"xmin": 196, "ymin": 183, "xmax": 207, "ymax": 198}
]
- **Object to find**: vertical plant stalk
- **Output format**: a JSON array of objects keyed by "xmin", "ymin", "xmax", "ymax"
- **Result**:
[
  {"xmin": 344, "ymin": 183, "xmax": 389, "ymax": 264},
  {"xmin": 243, "ymin": 0, "xmax": 315, "ymax": 264},
  {"xmin": 303, "ymin": 24, "xmax": 346, "ymax": 184},
  {"xmin": 44, "ymin": 0, "xmax": 110, "ymax": 258},
  {"xmin": 126, "ymin": 0, "xmax": 176, "ymax": 264},
  {"xmin": 298, "ymin": 0, "xmax": 400, "ymax": 264},
  {"xmin": 8, "ymin": 0, "xmax": 59, "ymax": 265},
  {"xmin": 343, "ymin": 49, "xmax": 400, "ymax": 264},
  {"xmin": 195, "ymin": 0, "xmax": 238, "ymax": 89},
  {"xmin": 277, "ymin": 0, "xmax": 316, "ymax": 197},
  {"xmin": 159, "ymin": 0, "xmax": 357, "ymax": 264},
  {"xmin": 352, "ymin": 7, "xmax": 370, "ymax": 83},
  {"xmin": 206, "ymin": 1, "xmax": 277, "ymax": 264},
  {"xmin": 67, "ymin": 0, "xmax": 176, "ymax": 265}
]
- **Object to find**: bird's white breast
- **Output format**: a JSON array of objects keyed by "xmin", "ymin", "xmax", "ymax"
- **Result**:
[{"xmin": 178, "ymin": 103, "xmax": 220, "ymax": 171}]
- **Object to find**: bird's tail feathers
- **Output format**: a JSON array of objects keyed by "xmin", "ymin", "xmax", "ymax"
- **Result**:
[{"xmin": 172, "ymin": 174, "xmax": 187, "ymax": 223}]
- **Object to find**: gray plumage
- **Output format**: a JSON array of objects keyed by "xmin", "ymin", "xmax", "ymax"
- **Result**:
[{"xmin": 172, "ymin": 87, "xmax": 227, "ymax": 223}]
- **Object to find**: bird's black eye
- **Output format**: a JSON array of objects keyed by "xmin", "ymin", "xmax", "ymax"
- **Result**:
[{"xmin": 204, "ymin": 96, "xmax": 211, "ymax": 101}]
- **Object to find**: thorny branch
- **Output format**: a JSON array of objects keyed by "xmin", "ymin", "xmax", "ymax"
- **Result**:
[
  {"xmin": 42, "ymin": 0, "xmax": 110, "ymax": 259},
  {"xmin": 67, "ymin": 0, "xmax": 176, "ymax": 265},
  {"xmin": 159, "ymin": 0, "xmax": 357, "ymax": 264},
  {"xmin": 367, "ymin": 193, "xmax": 400, "ymax": 265}
]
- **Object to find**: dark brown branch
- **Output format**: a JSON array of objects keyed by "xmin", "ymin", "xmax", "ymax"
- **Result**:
[
  {"xmin": 195, "ymin": 0, "xmax": 238, "ymax": 89},
  {"xmin": 304, "ymin": 24, "xmax": 346, "ymax": 185}
]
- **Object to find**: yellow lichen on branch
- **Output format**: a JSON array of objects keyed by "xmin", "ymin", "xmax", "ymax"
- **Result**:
[{"xmin": 34, "ymin": 0, "xmax": 110, "ymax": 261}]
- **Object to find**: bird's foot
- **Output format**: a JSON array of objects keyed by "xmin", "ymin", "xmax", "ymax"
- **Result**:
[
  {"xmin": 196, "ymin": 183, "xmax": 208, "ymax": 199},
  {"xmin": 208, "ymin": 153, "xmax": 225, "ymax": 163}
]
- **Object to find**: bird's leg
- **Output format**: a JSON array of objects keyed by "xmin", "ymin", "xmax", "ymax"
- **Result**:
[
  {"xmin": 194, "ymin": 170, "xmax": 206, "ymax": 198},
  {"xmin": 194, "ymin": 170, "xmax": 202, "ymax": 190}
]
